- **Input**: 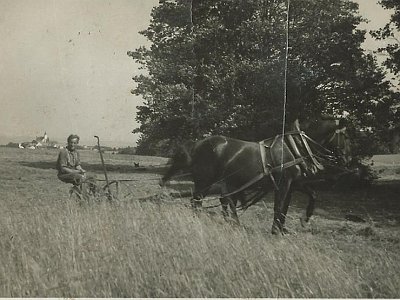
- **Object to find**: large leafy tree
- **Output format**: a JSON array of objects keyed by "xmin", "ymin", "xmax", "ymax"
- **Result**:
[
  {"xmin": 129, "ymin": 0, "xmax": 395, "ymax": 156},
  {"xmin": 372, "ymin": 0, "xmax": 400, "ymax": 76},
  {"xmin": 370, "ymin": 0, "xmax": 400, "ymax": 152},
  {"xmin": 128, "ymin": 0, "xmax": 195, "ymax": 155}
]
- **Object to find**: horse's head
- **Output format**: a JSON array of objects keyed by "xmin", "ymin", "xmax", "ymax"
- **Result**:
[
  {"xmin": 159, "ymin": 140, "xmax": 194, "ymax": 186},
  {"xmin": 298, "ymin": 117, "xmax": 352, "ymax": 166}
]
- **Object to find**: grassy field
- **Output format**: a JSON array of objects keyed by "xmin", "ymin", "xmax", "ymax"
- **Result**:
[{"xmin": 0, "ymin": 147, "xmax": 399, "ymax": 297}]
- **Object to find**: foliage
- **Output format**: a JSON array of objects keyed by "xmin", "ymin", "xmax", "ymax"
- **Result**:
[
  {"xmin": 128, "ymin": 0, "xmax": 397, "ymax": 157},
  {"xmin": 370, "ymin": 0, "xmax": 400, "ymax": 152},
  {"xmin": 117, "ymin": 146, "xmax": 137, "ymax": 155},
  {"xmin": 372, "ymin": 0, "xmax": 400, "ymax": 76},
  {"xmin": 5, "ymin": 142, "xmax": 19, "ymax": 148},
  {"xmin": 135, "ymin": 137, "xmax": 176, "ymax": 156}
]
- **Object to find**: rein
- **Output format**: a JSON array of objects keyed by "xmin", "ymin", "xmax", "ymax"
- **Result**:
[
  {"xmin": 303, "ymin": 134, "xmax": 347, "ymax": 164},
  {"xmin": 303, "ymin": 133, "xmax": 354, "ymax": 176}
]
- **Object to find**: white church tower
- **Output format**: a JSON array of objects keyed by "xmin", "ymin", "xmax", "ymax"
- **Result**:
[{"xmin": 43, "ymin": 131, "xmax": 49, "ymax": 143}]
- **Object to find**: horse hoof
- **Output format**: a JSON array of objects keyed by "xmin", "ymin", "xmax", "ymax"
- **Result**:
[
  {"xmin": 300, "ymin": 217, "xmax": 310, "ymax": 227},
  {"xmin": 230, "ymin": 219, "xmax": 240, "ymax": 226},
  {"xmin": 271, "ymin": 226, "xmax": 280, "ymax": 235},
  {"xmin": 271, "ymin": 226, "xmax": 289, "ymax": 235}
]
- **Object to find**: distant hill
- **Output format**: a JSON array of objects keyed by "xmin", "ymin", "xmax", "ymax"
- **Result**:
[
  {"xmin": 0, "ymin": 135, "xmax": 35, "ymax": 145},
  {"xmin": 0, "ymin": 135, "xmax": 134, "ymax": 148}
]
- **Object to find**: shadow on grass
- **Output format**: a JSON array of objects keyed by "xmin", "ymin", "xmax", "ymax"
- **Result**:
[
  {"xmin": 311, "ymin": 181, "xmax": 400, "ymax": 226},
  {"xmin": 19, "ymin": 161, "xmax": 169, "ymax": 175}
]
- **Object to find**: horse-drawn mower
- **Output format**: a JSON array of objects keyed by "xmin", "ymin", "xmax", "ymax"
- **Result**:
[{"xmin": 68, "ymin": 136, "xmax": 156, "ymax": 204}]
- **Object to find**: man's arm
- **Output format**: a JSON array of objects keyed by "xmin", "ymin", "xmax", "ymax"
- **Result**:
[
  {"xmin": 58, "ymin": 150, "xmax": 84, "ymax": 174},
  {"xmin": 75, "ymin": 151, "xmax": 86, "ymax": 173},
  {"xmin": 75, "ymin": 165, "xmax": 86, "ymax": 174}
]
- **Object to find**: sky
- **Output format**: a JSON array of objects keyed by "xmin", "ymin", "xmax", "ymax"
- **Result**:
[
  {"xmin": 0, "ymin": 0, "xmax": 158, "ymax": 146},
  {"xmin": 0, "ymin": 0, "xmax": 396, "ymax": 147},
  {"xmin": 356, "ymin": 1, "xmax": 394, "ymax": 59}
]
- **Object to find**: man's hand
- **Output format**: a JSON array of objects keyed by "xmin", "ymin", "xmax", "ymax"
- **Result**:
[{"xmin": 77, "ymin": 166, "xmax": 86, "ymax": 174}]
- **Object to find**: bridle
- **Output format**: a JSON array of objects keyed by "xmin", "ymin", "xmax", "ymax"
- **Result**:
[{"xmin": 303, "ymin": 129, "xmax": 350, "ymax": 168}]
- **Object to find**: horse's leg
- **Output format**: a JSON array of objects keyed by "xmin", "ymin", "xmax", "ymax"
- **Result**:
[
  {"xmin": 228, "ymin": 197, "xmax": 240, "ymax": 225},
  {"xmin": 280, "ymin": 188, "xmax": 293, "ymax": 234},
  {"xmin": 192, "ymin": 179, "xmax": 211, "ymax": 209},
  {"xmin": 191, "ymin": 193, "xmax": 203, "ymax": 209},
  {"xmin": 219, "ymin": 182, "xmax": 240, "ymax": 224},
  {"xmin": 272, "ymin": 176, "xmax": 293, "ymax": 235},
  {"xmin": 219, "ymin": 197, "xmax": 239, "ymax": 224},
  {"xmin": 220, "ymin": 197, "xmax": 229, "ymax": 219},
  {"xmin": 296, "ymin": 183, "xmax": 317, "ymax": 226},
  {"xmin": 243, "ymin": 189, "xmax": 267, "ymax": 209}
]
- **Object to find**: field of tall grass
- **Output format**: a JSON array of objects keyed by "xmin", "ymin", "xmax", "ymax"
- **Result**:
[{"xmin": 0, "ymin": 147, "xmax": 399, "ymax": 297}]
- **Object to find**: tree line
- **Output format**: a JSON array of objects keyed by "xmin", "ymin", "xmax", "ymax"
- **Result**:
[{"xmin": 128, "ymin": 0, "xmax": 400, "ymax": 157}]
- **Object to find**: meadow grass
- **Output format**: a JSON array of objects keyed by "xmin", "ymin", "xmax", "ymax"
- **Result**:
[{"xmin": 0, "ymin": 147, "xmax": 399, "ymax": 297}]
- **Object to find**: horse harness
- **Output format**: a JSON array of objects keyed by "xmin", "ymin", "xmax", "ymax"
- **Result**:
[{"xmin": 222, "ymin": 131, "xmax": 323, "ymax": 198}]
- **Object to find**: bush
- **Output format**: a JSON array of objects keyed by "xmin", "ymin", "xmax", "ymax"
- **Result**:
[
  {"xmin": 135, "ymin": 137, "xmax": 175, "ymax": 157},
  {"xmin": 6, "ymin": 142, "xmax": 19, "ymax": 148},
  {"xmin": 118, "ymin": 146, "xmax": 136, "ymax": 155}
]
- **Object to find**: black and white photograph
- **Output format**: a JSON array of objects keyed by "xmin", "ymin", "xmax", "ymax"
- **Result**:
[{"xmin": 0, "ymin": 0, "xmax": 399, "ymax": 297}]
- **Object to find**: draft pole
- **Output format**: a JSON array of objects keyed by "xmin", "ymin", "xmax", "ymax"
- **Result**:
[
  {"xmin": 280, "ymin": 0, "xmax": 290, "ymax": 171},
  {"xmin": 94, "ymin": 135, "xmax": 113, "ymax": 200}
]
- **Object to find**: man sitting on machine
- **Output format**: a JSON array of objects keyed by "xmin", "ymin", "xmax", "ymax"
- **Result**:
[{"xmin": 56, "ymin": 134, "xmax": 96, "ymax": 199}]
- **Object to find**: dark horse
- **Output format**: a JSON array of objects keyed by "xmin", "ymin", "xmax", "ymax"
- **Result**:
[{"xmin": 160, "ymin": 117, "xmax": 352, "ymax": 234}]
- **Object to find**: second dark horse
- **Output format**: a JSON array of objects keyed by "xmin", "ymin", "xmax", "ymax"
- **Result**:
[{"xmin": 160, "ymin": 118, "xmax": 351, "ymax": 234}]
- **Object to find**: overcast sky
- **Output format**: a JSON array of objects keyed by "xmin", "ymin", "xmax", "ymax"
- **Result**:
[
  {"xmin": 0, "ymin": 0, "xmax": 396, "ymax": 147},
  {"xmin": 0, "ymin": 0, "xmax": 157, "ymax": 146}
]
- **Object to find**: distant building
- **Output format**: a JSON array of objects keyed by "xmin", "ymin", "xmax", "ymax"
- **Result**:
[
  {"xmin": 35, "ymin": 131, "xmax": 50, "ymax": 145},
  {"xmin": 18, "ymin": 131, "xmax": 60, "ymax": 149}
]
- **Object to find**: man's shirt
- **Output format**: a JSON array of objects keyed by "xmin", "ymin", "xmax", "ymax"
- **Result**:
[{"xmin": 56, "ymin": 148, "xmax": 81, "ymax": 174}]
